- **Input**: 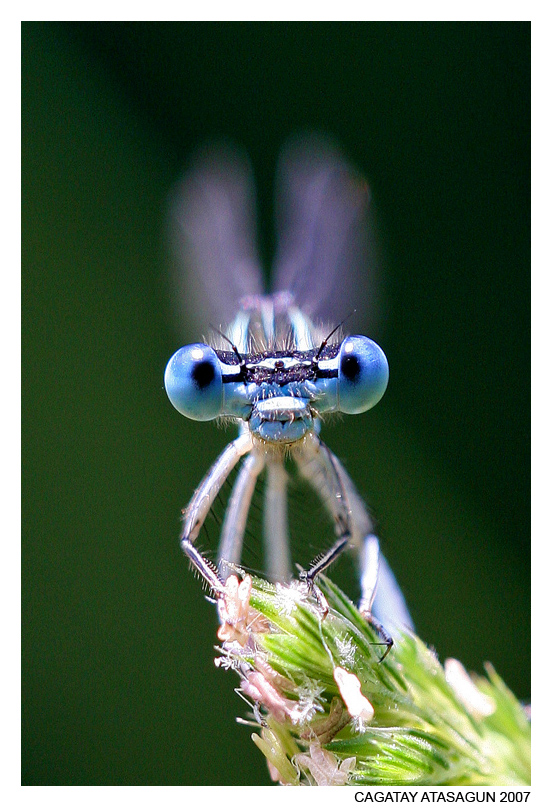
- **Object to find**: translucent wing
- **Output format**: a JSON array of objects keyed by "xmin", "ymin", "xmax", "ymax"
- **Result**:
[
  {"xmin": 167, "ymin": 141, "xmax": 264, "ymax": 339},
  {"xmin": 271, "ymin": 133, "xmax": 382, "ymax": 336}
]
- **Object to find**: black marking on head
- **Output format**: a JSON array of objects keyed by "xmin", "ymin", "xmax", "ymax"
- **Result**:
[{"xmin": 218, "ymin": 344, "xmax": 340, "ymax": 385}]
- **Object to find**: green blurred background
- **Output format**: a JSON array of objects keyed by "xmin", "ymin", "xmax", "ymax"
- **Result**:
[{"xmin": 22, "ymin": 22, "xmax": 530, "ymax": 785}]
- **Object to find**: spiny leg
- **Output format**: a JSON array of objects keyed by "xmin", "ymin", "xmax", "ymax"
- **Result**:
[
  {"xmin": 294, "ymin": 435, "xmax": 353, "ymax": 609},
  {"xmin": 367, "ymin": 551, "xmax": 414, "ymax": 632},
  {"xmin": 218, "ymin": 451, "xmax": 265, "ymax": 581},
  {"xmin": 357, "ymin": 534, "xmax": 392, "ymax": 661},
  {"xmin": 296, "ymin": 435, "xmax": 395, "ymax": 658},
  {"xmin": 180, "ymin": 432, "xmax": 253, "ymax": 594},
  {"xmin": 327, "ymin": 451, "xmax": 414, "ymax": 632}
]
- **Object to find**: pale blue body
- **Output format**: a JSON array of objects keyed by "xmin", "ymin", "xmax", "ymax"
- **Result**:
[{"xmin": 165, "ymin": 136, "xmax": 414, "ymax": 632}]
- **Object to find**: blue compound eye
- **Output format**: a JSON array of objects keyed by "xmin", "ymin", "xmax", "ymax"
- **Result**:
[
  {"xmin": 337, "ymin": 335, "xmax": 389, "ymax": 415},
  {"xmin": 164, "ymin": 344, "xmax": 223, "ymax": 421}
]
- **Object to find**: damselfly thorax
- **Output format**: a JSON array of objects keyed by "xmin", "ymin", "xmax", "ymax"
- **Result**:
[{"xmin": 165, "ymin": 135, "xmax": 414, "ymax": 634}]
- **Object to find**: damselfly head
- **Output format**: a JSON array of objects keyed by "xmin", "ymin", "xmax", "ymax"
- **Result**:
[{"xmin": 164, "ymin": 325, "xmax": 389, "ymax": 440}]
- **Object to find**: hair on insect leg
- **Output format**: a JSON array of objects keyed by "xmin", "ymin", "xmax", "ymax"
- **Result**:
[{"xmin": 359, "ymin": 609, "xmax": 393, "ymax": 663}]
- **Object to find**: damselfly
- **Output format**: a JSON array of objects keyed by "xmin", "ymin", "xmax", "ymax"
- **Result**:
[{"xmin": 164, "ymin": 134, "xmax": 413, "ymax": 635}]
